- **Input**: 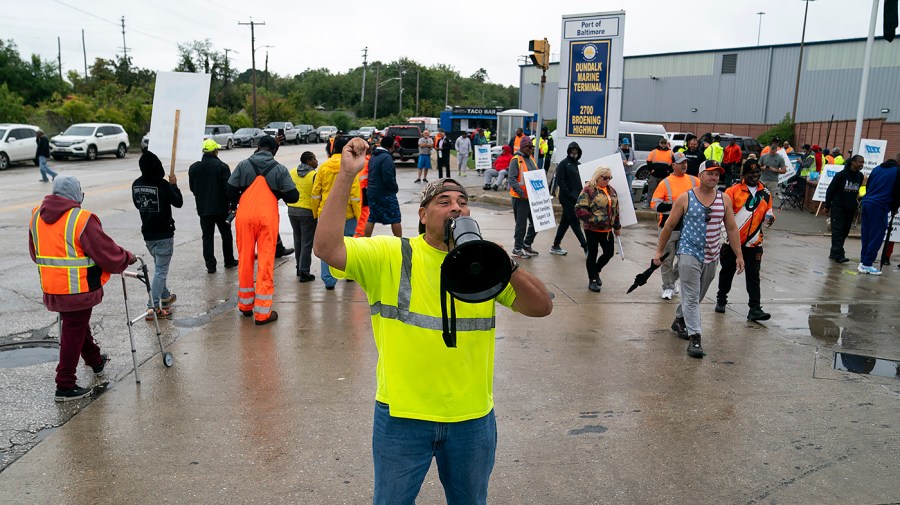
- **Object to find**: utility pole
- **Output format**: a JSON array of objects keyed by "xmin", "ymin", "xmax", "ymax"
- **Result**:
[
  {"xmin": 238, "ymin": 19, "xmax": 266, "ymax": 127},
  {"xmin": 81, "ymin": 29, "xmax": 88, "ymax": 78},
  {"xmin": 445, "ymin": 78, "xmax": 449, "ymax": 109},
  {"xmin": 265, "ymin": 50, "xmax": 269, "ymax": 93},
  {"xmin": 57, "ymin": 37, "xmax": 63, "ymax": 81},
  {"xmin": 791, "ymin": 0, "xmax": 815, "ymax": 123},
  {"xmin": 119, "ymin": 16, "xmax": 129, "ymax": 68},
  {"xmin": 223, "ymin": 48, "xmax": 237, "ymax": 86},
  {"xmin": 415, "ymin": 70, "xmax": 420, "ymax": 116},
  {"xmin": 360, "ymin": 47, "xmax": 368, "ymax": 107}
]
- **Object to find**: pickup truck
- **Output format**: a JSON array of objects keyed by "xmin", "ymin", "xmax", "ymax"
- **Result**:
[
  {"xmin": 262, "ymin": 122, "xmax": 301, "ymax": 144},
  {"xmin": 382, "ymin": 125, "xmax": 423, "ymax": 163}
]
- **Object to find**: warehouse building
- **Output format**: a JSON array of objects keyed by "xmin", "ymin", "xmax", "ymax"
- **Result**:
[{"xmin": 520, "ymin": 36, "xmax": 900, "ymax": 153}]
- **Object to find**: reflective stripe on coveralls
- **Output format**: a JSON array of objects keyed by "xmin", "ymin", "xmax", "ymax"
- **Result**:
[{"xmin": 235, "ymin": 175, "xmax": 279, "ymax": 321}]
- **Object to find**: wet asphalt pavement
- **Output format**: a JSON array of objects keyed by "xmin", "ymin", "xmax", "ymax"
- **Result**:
[{"xmin": 0, "ymin": 146, "xmax": 898, "ymax": 504}]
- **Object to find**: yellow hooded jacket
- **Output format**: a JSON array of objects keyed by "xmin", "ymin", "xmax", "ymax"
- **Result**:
[{"xmin": 310, "ymin": 154, "xmax": 361, "ymax": 220}]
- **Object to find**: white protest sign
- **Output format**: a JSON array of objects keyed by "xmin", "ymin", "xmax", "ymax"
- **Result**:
[
  {"xmin": 522, "ymin": 169, "xmax": 556, "ymax": 232},
  {"xmin": 474, "ymin": 144, "xmax": 492, "ymax": 171},
  {"xmin": 860, "ymin": 138, "xmax": 887, "ymax": 175},
  {"xmin": 148, "ymin": 72, "xmax": 212, "ymax": 171},
  {"xmin": 812, "ymin": 165, "xmax": 842, "ymax": 202},
  {"xmin": 777, "ymin": 148, "xmax": 796, "ymax": 184},
  {"xmin": 577, "ymin": 153, "xmax": 637, "ymax": 227},
  {"xmin": 889, "ymin": 213, "xmax": 900, "ymax": 243}
]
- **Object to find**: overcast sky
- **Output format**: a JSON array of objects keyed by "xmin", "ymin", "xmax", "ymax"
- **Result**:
[{"xmin": 3, "ymin": 0, "xmax": 889, "ymax": 88}]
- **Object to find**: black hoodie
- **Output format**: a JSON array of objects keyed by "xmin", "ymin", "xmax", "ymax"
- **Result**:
[
  {"xmin": 132, "ymin": 151, "xmax": 184, "ymax": 241},
  {"xmin": 555, "ymin": 141, "xmax": 584, "ymax": 203}
]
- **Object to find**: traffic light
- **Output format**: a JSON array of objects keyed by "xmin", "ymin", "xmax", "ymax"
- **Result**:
[{"xmin": 529, "ymin": 38, "xmax": 550, "ymax": 70}]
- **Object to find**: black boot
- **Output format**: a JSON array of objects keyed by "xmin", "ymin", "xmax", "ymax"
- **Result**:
[
  {"xmin": 687, "ymin": 334, "xmax": 704, "ymax": 358},
  {"xmin": 671, "ymin": 317, "xmax": 688, "ymax": 340}
]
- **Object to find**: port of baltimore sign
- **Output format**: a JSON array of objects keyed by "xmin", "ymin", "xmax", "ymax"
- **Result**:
[{"xmin": 566, "ymin": 40, "xmax": 610, "ymax": 138}]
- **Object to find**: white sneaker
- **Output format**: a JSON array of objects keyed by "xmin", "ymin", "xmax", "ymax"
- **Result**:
[
  {"xmin": 661, "ymin": 288, "xmax": 674, "ymax": 300},
  {"xmin": 673, "ymin": 283, "xmax": 680, "ymax": 296},
  {"xmin": 857, "ymin": 263, "xmax": 882, "ymax": 275}
]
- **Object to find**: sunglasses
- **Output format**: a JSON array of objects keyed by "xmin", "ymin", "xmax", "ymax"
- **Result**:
[
  {"xmin": 703, "ymin": 206, "xmax": 712, "ymax": 222},
  {"xmin": 600, "ymin": 176, "xmax": 612, "ymax": 181}
]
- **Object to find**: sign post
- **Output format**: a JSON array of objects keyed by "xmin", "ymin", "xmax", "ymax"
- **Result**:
[{"xmin": 555, "ymin": 11, "xmax": 627, "ymax": 221}]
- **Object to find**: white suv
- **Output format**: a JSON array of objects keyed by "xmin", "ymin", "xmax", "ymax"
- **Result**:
[
  {"xmin": 0, "ymin": 123, "xmax": 39, "ymax": 170},
  {"xmin": 50, "ymin": 123, "xmax": 129, "ymax": 161}
]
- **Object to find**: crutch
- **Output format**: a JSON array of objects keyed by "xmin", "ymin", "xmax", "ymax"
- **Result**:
[{"xmin": 122, "ymin": 257, "xmax": 174, "ymax": 384}]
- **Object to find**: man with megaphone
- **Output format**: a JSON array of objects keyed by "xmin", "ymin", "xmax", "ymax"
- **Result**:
[{"xmin": 314, "ymin": 137, "xmax": 552, "ymax": 505}]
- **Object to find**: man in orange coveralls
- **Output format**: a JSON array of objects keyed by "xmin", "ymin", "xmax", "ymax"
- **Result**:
[{"xmin": 227, "ymin": 135, "xmax": 299, "ymax": 325}]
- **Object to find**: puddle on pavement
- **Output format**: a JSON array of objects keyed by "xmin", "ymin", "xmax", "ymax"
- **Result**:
[
  {"xmin": 779, "ymin": 304, "xmax": 887, "ymax": 345},
  {"xmin": 0, "ymin": 343, "xmax": 59, "ymax": 369},
  {"xmin": 833, "ymin": 352, "xmax": 900, "ymax": 379}
]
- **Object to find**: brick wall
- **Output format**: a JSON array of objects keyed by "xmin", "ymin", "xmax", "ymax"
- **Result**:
[
  {"xmin": 658, "ymin": 120, "xmax": 897, "ymax": 156},
  {"xmin": 794, "ymin": 119, "xmax": 899, "ymax": 156}
]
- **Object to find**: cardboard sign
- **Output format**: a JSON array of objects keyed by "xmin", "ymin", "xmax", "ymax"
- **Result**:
[
  {"xmin": 474, "ymin": 144, "xmax": 492, "ymax": 171},
  {"xmin": 522, "ymin": 169, "xmax": 557, "ymax": 232},
  {"xmin": 812, "ymin": 165, "xmax": 842, "ymax": 202},
  {"xmin": 778, "ymin": 148, "xmax": 796, "ymax": 184},
  {"xmin": 148, "ymin": 72, "xmax": 212, "ymax": 169},
  {"xmin": 577, "ymin": 153, "xmax": 637, "ymax": 227},
  {"xmin": 860, "ymin": 139, "xmax": 887, "ymax": 175}
]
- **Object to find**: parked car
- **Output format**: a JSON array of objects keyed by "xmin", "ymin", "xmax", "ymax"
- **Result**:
[
  {"xmin": 294, "ymin": 124, "xmax": 319, "ymax": 144},
  {"xmin": 50, "ymin": 123, "xmax": 129, "ymax": 161},
  {"xmin": 666, "ymin": 131, "xmax": 693, "ymax": 151},
  {"xmin": 358, "ymin": 126, "xmax": 377, "ymax": 140},
  {"xmin": 262, "ymin": 122, "xmax": 301, "ymax": 144},
  {"xmin": 719, "ymin": 135, "xmax": 763, "ymax": 160},
  {"xmin": 233, "ymin": 127, "xmax": 265, "ymax": 147},
  {"xmin": 0, "ymin": 123, "xmax": 39, "ymax": 170},
  {"xmin": 617, "ymin": 121, "xmax": 668, "ymax": 180},
  {"xmin": 204, "ymin": 125, "xmax": 234, "ymax": 150},
  {"xmin": 317, "ymin": 125, "xmax": 338, "ymax": 142}
]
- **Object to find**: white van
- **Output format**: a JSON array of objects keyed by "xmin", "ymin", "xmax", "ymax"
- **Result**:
[{"xmin": 616, "ymin": 121, "xmax": 667, "ymax": 179}]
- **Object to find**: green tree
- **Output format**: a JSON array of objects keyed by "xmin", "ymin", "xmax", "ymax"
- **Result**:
[
  {"xmin": 0, "ymin": 83, "xmax": 27, "ymax": 122},
  {"xmin": 0, "ymin": 39, "xmax": 69, "ymax": 105}
]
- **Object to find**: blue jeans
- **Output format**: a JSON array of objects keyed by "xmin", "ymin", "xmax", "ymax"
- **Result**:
[
  {"xmin": 39, "ymin": 156, "xmax": 58, "ymax": 181},
  {"xmin": 145, "ymin": 238, "xmax": 173, "ymax": 307},
  {"xmin": 372, "ymin": 402, "xmax": 496, "ymax": 505},
  {"xmin": 320, "ymin": 218, "xmax": 356, "ymax": 287}
]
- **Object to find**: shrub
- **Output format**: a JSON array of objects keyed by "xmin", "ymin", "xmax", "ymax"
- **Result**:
[{"xmin": 758, "ymin": 113, "xmax": 794, "ymax": 145}]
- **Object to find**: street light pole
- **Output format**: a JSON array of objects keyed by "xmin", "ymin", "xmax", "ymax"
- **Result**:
[
  {"xmin": 756, "ymin": 12, "xmax": 765, "ymax": 46},
  {"xmin": 374, "ymin": 65, "xmax": 380, "ymax": 120},
  {"xmin": 374, "ymin": 76, "xmax": 400, "ymax": 121},
  {"xmin": 791, "ymin": 0, "xmax": 815, "ymax": 123},
  {"xmin": 398, "ymin": 68, "xmax": 404, "ymax": 116}
]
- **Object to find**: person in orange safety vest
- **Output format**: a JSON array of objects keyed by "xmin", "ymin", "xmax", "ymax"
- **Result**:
[
  {"xmin": 227, "ymin": 135, "xmax": 300, "ymax": 324},
  {"xmin": 715, "ymin": 158, "xmax": 775, "ymax": 321},
  {"xmin": 29, "ymin": 175, "xmax": 136, "ymax": 402}
]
